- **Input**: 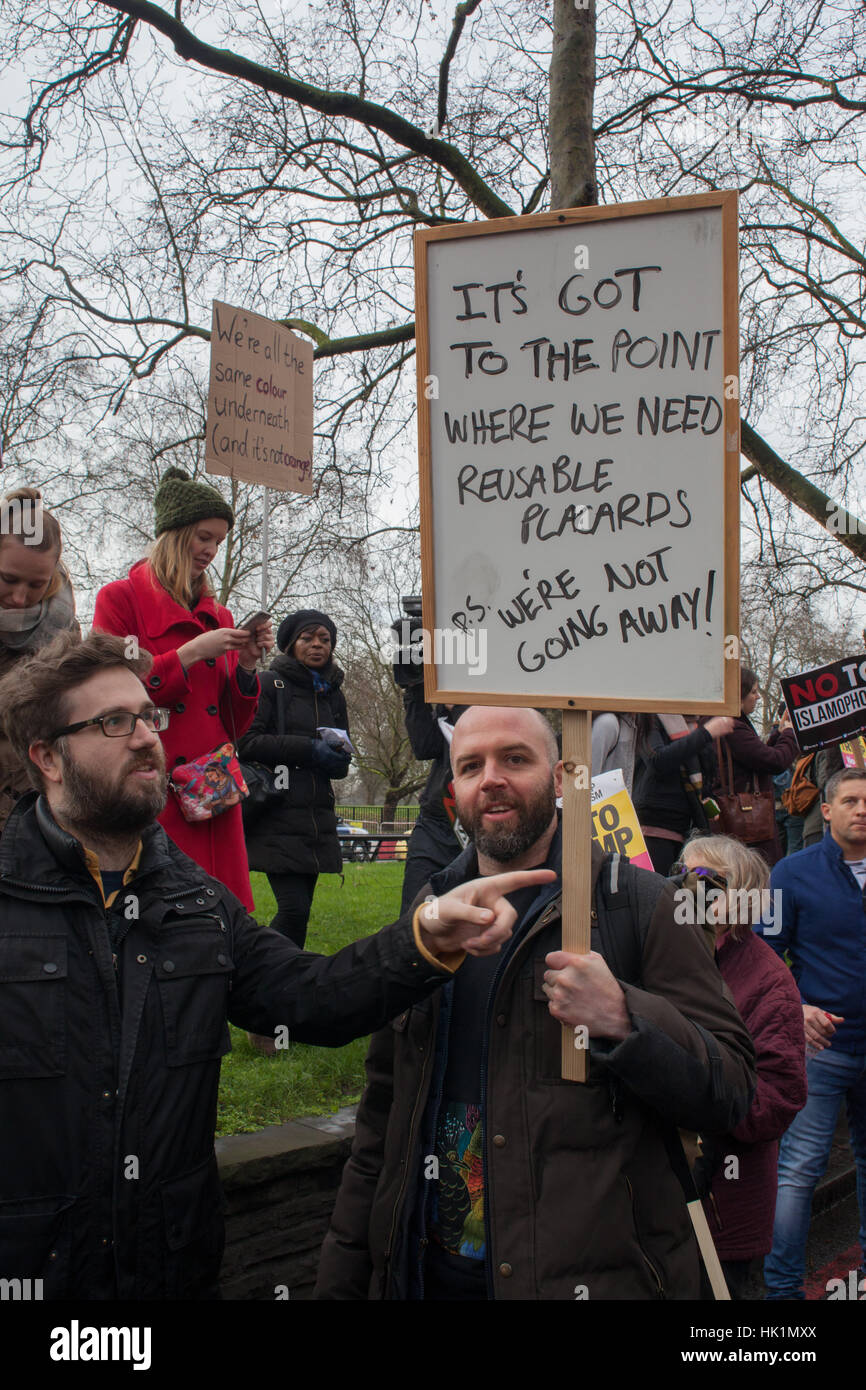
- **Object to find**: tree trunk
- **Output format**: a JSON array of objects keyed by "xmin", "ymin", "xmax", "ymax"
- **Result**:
[
  {"xmin": 741, "ymin": 422, "xmax": 866, "ymax": 563},
  {"xmin": 549, "ymin": 0, "xmax": 597, "ymax": 209}
]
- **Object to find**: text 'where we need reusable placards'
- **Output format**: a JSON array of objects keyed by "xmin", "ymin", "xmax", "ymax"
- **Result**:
[{"xmin": 415, "ymin": 193, "xmax": 740, "ymax": 711}]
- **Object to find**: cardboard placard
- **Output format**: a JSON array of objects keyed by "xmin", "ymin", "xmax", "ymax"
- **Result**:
[
  {"xmin": 205, "ymin": 301, "xmax": 313, "ymax": 494},
  {"xmin": 590, "ymin": 769, "xmax": 654, "ymax": 871},
  {"xmin": 781, "ymin": 654, "xmax": 866, "ymax": 752},
  {"xmin": 840, "ymin": 736, "xmax": 866, "ymax": 769},
  {"xmin": 415, "ymin": 193, "xmax": 740, "ymax": 712}
]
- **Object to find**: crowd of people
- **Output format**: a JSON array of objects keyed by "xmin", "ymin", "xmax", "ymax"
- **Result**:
[{"xmin": 0, "ymin": 472, "xmax": 863, "ymax": 1304}]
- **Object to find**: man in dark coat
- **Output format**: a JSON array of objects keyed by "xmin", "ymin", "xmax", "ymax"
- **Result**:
[
  {"xmin": 0, "ymin": 633, "xmax": 550, "ymax": 1299},
  {"xmin": 315, "ymin": 706, "xmax": 756, "ymax": 1301}
]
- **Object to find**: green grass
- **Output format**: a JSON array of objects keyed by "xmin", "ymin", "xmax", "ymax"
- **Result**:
[{"xmin": 216, "ymin": 862, "xmax": 405, "ymax": 1137}]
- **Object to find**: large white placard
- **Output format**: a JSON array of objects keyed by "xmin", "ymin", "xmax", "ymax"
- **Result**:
[{"xmin": 416, "ymin": 194, "xmax": 739, "ymax": 711}]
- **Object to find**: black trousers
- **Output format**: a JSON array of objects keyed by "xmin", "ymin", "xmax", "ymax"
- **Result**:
[
  {"xmin": 643, "ymin": 835, "xmax": 682, "ymax": 876},
  {"xmin": 266, "ymin": 871, "xmax": 318, "ymax": 949}
]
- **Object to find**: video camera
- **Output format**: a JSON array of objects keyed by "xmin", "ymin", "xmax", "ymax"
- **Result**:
[{"xmin": 390, "ymin": 595, "xmax": 425, "ymax": 688}]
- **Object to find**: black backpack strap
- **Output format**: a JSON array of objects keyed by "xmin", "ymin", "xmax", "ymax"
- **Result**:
[{"xmin": 595, "ymin": 852, "xmax": 667, "ymax": 986}]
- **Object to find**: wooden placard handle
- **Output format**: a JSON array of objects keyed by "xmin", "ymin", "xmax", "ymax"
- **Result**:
[{"xmin": 560, "ymin": 707, "xmax": 592, "ymax": 1082}]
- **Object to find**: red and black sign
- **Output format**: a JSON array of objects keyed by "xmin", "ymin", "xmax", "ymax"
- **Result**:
[{"xmin": 781, "ymin": 654, "xmax": 866, "ymax": 752}]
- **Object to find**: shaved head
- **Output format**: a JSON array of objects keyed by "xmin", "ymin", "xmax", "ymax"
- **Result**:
[{"xmin": 451, "ymin": 706, "xmax": 559, "ymax": 768}]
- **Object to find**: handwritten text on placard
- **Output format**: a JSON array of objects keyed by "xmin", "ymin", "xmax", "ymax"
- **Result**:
[
  {"xmin": 205, "ymin": 301, "xmax": 313, "ymax": 495},
  {"xmin": 418, "ymin": 200, "xmax": 737, "ymax": 706}
]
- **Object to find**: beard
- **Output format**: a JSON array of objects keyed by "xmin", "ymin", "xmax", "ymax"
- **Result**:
[
  {"xmin": 457, "ymin": 779, "xmax": 557, "ymax": 863},
  {"xmin": 59, "ymin": 744, "xmax": 168, "ymax": 839}
]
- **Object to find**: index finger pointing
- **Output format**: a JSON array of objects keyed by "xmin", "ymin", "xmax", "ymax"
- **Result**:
[{"xmin": 481, "ymin": 868, "xmax": 557, "ymax": 896}]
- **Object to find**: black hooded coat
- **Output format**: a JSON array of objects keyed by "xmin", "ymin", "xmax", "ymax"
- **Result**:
[{"xmin": 238, "ymin": 652, "xmax": 349, "ymax": 876}]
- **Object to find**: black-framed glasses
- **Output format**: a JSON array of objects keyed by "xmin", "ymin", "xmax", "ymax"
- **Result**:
[{"xmin": 48, "ymin": 708, "xmax": 171, "ymax": 741}]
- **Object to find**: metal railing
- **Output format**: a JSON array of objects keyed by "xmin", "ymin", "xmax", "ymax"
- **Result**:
[{"xmin": 336, "ymin": 805, "xmax": 420, "ymax": 827}]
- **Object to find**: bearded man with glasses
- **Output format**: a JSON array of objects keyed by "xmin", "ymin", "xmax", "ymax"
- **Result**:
[{"xmin": 0, "ymin": 631, "xmax": 550, "ymax": 1300}]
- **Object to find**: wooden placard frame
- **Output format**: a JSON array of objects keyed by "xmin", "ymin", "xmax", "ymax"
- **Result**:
[{"xmin": 415, "ymin": 191, "xmax": 740, "ymax": 716}]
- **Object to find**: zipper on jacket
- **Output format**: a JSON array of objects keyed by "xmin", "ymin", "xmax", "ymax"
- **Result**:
[
  {"xmin": 0, "ymin": 876, "xmax": 77, "ymax": 896},
  {"xmin": 311, "ymin": 689, "xmax": 322, "ymax": 873},
  {"xmin": 108, "ymin": 904, "xmax": 137, "ymax": 972},
  {"xmin": 625, "ymin": 1176, "xmax": 666, "ymax": 1298}
]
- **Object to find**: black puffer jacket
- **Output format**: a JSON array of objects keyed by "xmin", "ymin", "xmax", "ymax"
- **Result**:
[
  {"xmin": 239, "ymin": 652, "xmax": 349, "ymax": 875},
  {"xmin": 0, "ymin": 793, "xmax": 449, "ymax": 1300}
]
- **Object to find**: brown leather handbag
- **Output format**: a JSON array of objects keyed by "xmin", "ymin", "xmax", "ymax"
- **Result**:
[{"xmin": 714, "ymin": 737, "xmax": 777, "ymax": 845}]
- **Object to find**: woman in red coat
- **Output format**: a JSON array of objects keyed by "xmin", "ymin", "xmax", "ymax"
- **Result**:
[
  {"xmin": 93, "ymin": 467, "xmax": 273, "ymax": 909},
  {"xmin": 677, "ymin": 834, "xmax": 807, "ymax": 1299}
]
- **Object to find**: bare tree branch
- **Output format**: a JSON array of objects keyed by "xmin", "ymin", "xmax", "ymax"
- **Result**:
[{"xmin": 96, "ymin": 0, "xmax": 516, "ymax": 218}]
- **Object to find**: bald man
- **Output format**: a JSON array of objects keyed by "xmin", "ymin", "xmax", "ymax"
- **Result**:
[{"xmin": 315, "ymin": 707, "xmax": 755, "ymax": 1301}]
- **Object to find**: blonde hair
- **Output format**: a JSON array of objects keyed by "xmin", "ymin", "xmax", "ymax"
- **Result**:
[
  {"xmin": 682, "ymin": 833, "xmax": 770, "ymax": 939},
  {"xmin": 149, "ymin": 523, "xmax": 215, "ymax": 610},
  {"xmin": 0, "ymin": 487, "xmax": 65, "ymax": 600}
]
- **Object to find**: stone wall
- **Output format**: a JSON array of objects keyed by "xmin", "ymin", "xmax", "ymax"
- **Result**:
[{"xmin": 216, "ymin": 1107, "xmax": 356, "ymax": 1301}]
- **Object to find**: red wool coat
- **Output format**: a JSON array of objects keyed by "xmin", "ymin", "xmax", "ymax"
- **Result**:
[
  {"xmin": 92, "ymin": 561, "xmax": 259, "ymax": 908},
  {"xmin": 702, "ymin": 929, "xmax": 807, "ymax": 1260}
]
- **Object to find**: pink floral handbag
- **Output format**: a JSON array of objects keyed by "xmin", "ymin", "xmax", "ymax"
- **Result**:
[
  {"xmin": 170, "ymin": 742, "xmax": 249, "ymax": 822},
  {"xmin": 169, "ymin": 657, "xmax": 250, "ymax": 822}
]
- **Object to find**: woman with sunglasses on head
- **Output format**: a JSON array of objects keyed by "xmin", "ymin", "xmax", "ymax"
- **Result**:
[
  {"xmin": 93, "ymin": 468, "xmax": 273, "ymax": 909},
  {"xmin": 674, "ymin": 835, "xmax": 807, "ymax": 1299},
  {"xmin": 239, "ymin": 610, "xmax": 350, "ymax": 950},
  {"xmin": 0, "ymin": 488, "xmax": 80, "ymax": 833}
]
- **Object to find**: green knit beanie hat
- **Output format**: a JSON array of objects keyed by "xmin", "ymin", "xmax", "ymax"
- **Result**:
[{"xmin": 153, "ymin": 467, "xmax": 235, "ymax": 536}]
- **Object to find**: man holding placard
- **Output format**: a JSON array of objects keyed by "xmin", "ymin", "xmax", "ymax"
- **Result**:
[{"xmin": 315, "ymin": 706, "xmax": 755, "ymax": 1301}]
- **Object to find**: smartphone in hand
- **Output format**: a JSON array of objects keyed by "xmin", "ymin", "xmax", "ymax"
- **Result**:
[{"xmin": 238, "ymin": 610, "xmax": 271, "ymax": 633}]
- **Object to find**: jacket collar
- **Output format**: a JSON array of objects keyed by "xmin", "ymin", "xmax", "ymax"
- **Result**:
[
  {"xmin": 819, "ymin": 825, "xmax": 865, "ymax": 880},
  {"xmin": 127, "ymin": 560, "xmax": 222, "ymax": 640},
  {"xmin": 428, "ymin": 814, "xmax": 608, "ymax": 922},
  {"xmin": 0, "ymin": 791, "xmax": 216, "ymax": 901},
  {"xmin": 270, "ymin": 650, "xmax": 344, "ymax": 689}
]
